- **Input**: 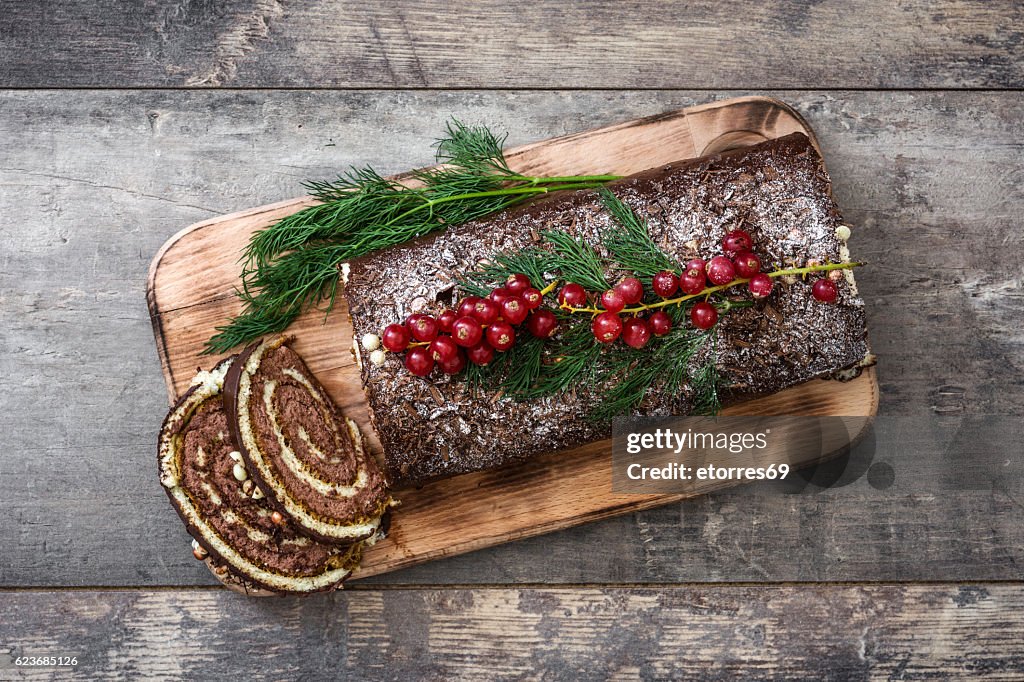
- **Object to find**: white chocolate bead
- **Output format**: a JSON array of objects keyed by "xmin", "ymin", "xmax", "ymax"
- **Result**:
[
  {"xmin": 369, "ymin": 349, "xmax": 387, "ymax": 366},
  {"xmin": 836, "ymin": 225, "xmax": 851, "ymax": 241},
  {"xmin": 232, "ymin": 463, "xmax": 248, "ymax": 481},
  {"xmin": 252, "ymin": 487, "xmax": 265, "ymax": 500},
  {"xmin": 228, "ymin": 450, "xmax": 242, "ymax": 462},
  {"xmin": 361, "ymin": 333, "xmax": 381, "ymax": 351}
]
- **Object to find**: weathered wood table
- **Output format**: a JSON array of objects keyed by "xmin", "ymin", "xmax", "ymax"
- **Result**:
[{"xmin": 2, "ymin": 2, "xmax": 1023, "ymax": 679}]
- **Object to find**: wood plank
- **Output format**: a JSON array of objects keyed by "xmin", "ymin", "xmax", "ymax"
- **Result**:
[
  {"xmin": 2, "ymin": 90, "xmax": 1023, "ymax": 586},
  {"xmin": 2, "ymin": 585, "xmax": 1024, "ymax": 679},
  {"xmin": 147, "ymin": 97, "xmax": 879, "ymax": 581},
  {"xmin": 1, "ymin": 1, "xmax": 1022, "ymax": 88}
]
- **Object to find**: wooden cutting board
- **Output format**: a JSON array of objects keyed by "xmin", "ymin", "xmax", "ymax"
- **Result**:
[{"xmin": 147, "ymin": 96, "xmax": 878, "ymax": 580}]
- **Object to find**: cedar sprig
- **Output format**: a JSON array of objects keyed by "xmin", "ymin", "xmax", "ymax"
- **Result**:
[
  {"xmin": 205, "ymin": 119, "xmax": 622, "ymax": 355},
  {"xmin": 542, "ymin": 230, "xmax": 611, "ymax": 292},
  {"xmin": 598, "ymin": 187, "xmax": 676, "ymax": 278},
  {"xmin": 460, "ymin": 247, "xmax": 555, "ymax": 298},
  {"xmin": 460, "ymin": 190, "xmax": 723, "ymax": 419}
]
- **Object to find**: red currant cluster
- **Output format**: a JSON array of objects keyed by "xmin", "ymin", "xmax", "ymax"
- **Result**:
[
  {"xmin": 371, "ymin": 228, "xmax": 846, "ymax": 378},
  {"xmin": 556, "ymin": 278, "xmax": 670, "ymax": 348},
  {"xmin": 558, "ymin": 228, "xmax": 841, "ymax": 345},
  {"xmin": 376, "ymin": 273, "xmax": 559, "ymax": 377}
]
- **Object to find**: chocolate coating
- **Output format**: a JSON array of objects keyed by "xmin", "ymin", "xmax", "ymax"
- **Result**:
[{"xmin": 344, "ymin": 133, "xmax": 870, "ymax": 487}]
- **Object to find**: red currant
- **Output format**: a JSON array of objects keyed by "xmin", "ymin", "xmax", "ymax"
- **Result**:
[
  {"xmin": 679, "ymin": 272, "xmax": 705, "ymax": 296},
  {"xmin": 649, "ymin": 310, "xmax": 672, "ymax": 336},
  {"xmin": 558, "ymin": 283, "xmax": 587, "ymax": 308},
  {"xmin": 621, "ymin": 317, "xmax": 652, "ymax": 349},
  {"xmin": 381, "ymin": 324, "xmax": 411, "ymax": 352},
  {"xmin": 505, "ymin": 273, "xmax": 531, "ymax": 294},
  {"xmin": 690, "ymin": 302, "xmax": 718, "ymax": 330},
  {"xmin": 706, "ymin": 256, "xmax": 737, "ymax": 286},
  {"xmin": 429, "ymin": 336, "xmax": 459, "ymax": 364},
  {"xmin": 466, "ymin": 341, "xmax": 495, "ymax": 366},
  {"xmin": 438, "ymin": 349, "xmax": 467, "ymax": 375},
  {"xmin": 486, "ymin": 321, "xmax": 516, "ymax": 351},
  {"xmin": 437, "ymin": 309, "xmax": 458, "ymax": 333},
  {"xmin": 812, "ymin": 278, "xmax": 839, "ymax": 303},
  {"xmin": 451, "ymin": 316, "xmax": 483, "ymax": 347},
  {"xmin": 615, "ymin": 277, "xmax": 644, "ymax": 305},
  {"xmin": 733, "ymin": 251, "xmax": 761, "ymax": 278},
  {"xmin": 526, "ymin": 309, "xmax": 558, "ymax": 338},
  {"xmin": 652, "ymin": 271, "xmax": 679, "ymax": 297},
  {"xmin": 685, "ymin": 259, "xmax": 706, "ymax": 278},
  {"xmin": 489, "ymin": 287, "xmax": 512, "ymax": 306},
  {"xmin": 471, "ymin": 298, "xmax": 500, "ymax": 325},
  {"xmin": 748, "ymin": 273, "xmax": 773, "ymax": 299},
  {"xmin": 723, "ymin": 229, "xmax": 753, "ymax": 256},
  {"xmin": 407, "ymin": 315, "xmax": 439, "ymax": 342},
  {"xmin": 501, "ymin": 296, "xmax": 529, "ymax": 325},
  {"xmin": 457, "ymin": 296, "xmax": 480, "ymax": 318},
  {"xmin": 600, "ymin": 288, "xmax": 626, "ymax": 313},
  {"xmin": 591, "ymin": 312, "xmax": 623, "ymax": 343},
  {"xmin": 521, "ymin": 287, "xmax": 543, "ymax": 309},
  {"xmin": 405, "ymin": 346, "xmax": 434, "ymax": 376}
]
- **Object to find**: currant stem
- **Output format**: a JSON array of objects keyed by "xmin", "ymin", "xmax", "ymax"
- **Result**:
[
  {"xmin": 558, "ymin": 261, "xmax": 863, "ymax": 316},
  {"xmin": 538, "ymin": 279, "xmax": 560, "ymax": 296}
]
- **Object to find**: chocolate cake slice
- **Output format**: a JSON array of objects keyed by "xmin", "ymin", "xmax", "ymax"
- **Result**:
[
  {"xmin": 158, "ymin": 359, "xmax": 367, "ymax": 594},
  {"xmin": 225, "ymin": 336, "xmax": 394, "ymax": 544},
  {"xmin": 344, "ymin": 132, "xmax": 872, "ymax": 487}
]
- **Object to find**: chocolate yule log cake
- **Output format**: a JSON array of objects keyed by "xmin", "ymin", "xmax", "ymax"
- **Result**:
[
  {"xmin": 225, "ymin": 335, "xmax": 395, "ymax": 544},
  {"xmin": 158, "ymin": 359, "xmax": 371, "ymax": 594},
  {"xmin": 343, "ymin": 133, "xmax": 871, "ymax": 487}
]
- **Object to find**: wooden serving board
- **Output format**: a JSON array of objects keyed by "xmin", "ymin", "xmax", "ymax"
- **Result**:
[{"xmin": 148, "ymin": 96, "xmax": 878, "ymax": 580}]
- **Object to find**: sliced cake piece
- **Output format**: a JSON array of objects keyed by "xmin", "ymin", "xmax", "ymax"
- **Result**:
[
  {"xmin": 158, "ymin": 359, "xmax": 367, "ymax": 594},
  {"xmin": 224, "ymin": 335, "xmax": 394, "ymax": 544}
]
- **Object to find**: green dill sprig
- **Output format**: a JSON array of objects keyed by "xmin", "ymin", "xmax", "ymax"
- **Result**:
[{"xmin": 204, "ymin": 119, "xmax": 623, "ymax": 355}]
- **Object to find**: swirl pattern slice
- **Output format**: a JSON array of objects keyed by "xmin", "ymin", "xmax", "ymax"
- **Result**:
[
  {"xmin": 158, "ymin": 359, "xmax": 365, "ymax": 594},
  {"xmin": 225, "ymin": 336, "xmax": 394, "ymax": 544}
]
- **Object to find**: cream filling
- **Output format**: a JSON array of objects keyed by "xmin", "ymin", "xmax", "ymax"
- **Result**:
[
  {"xmin": 235, "ymin": 340, "xmax": 381, "ymax": 541},
  {"xmin": 836, "ymin": 224, "xmax": 860, "ymax": 296},
  {"xmin": 201, "ymin": 482, "xmax": 222, "ymax": 506},
  {"xmin": 159, "ymin": 364, "xmax": 230, "ymax": 489},
  {"xmin": 262, "ymin": 378, "xmax": 370, "ymax": 497}
]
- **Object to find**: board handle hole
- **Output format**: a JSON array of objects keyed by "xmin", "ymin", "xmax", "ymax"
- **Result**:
[{"xmin": 700, "ymin": 130, "xmax": 770, "ymax": 156}]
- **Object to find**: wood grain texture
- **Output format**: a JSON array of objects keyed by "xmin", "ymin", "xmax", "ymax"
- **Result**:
[
  {"xmin": 2, "ymin": 585, "xmax": 1024, "ymax": 679},
  {"xmin": 2, "ymin": 90, "xmax": 1023, "ymax": 587},
  {"xmin": 1, "ymin": 1, "xmax": 1023, "ymax": 89},
  {"xmin": 148, "ymin": 97, "xmax": 878, "ymax": 581}
]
